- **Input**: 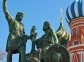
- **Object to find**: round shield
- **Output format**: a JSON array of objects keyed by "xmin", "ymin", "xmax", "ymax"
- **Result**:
[{"xmin": 44, "ymin": 45, "xmax": 70, "ymax": 62}]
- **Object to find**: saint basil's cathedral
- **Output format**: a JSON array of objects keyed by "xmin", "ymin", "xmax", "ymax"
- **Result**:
[{"xmin": 66, "ymin": 0, "xmax": 84, "ymax": 62}]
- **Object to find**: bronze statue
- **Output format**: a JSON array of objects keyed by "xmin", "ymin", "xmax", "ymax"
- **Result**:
[
  {"xmin": 43, "ymin": 21, "xmax": 58, "ymax": 44},
  {"xmin": 3, "ymin": 0, "xmax": 70, "ymax": 62},
  {"xmin": 3, "ymin": 0, "xmax": 31, "ymax": 62},
  {"xmin": 30, "ymin": 26, "xmax": 37, "ymax": 52},
  {"xmin": 35, "ymin": 21, "xmax": 58, "ymax": 49},
  {"xmin": 26, "ymin": 21, "xmax": 70, "ymax": 62},
  {"xmin": 29, "ymin": 21, "xmax": 59, "ymax": 62}
]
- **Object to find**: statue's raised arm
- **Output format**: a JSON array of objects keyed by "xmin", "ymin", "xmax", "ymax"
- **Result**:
[{"xmin": 3, "ymin": 0, "xmax": 13, "ymax": 21}]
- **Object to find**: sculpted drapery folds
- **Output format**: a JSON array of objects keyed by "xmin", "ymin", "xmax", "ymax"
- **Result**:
[
  {"xmin": 31, "ymin": 21, "xmax": 59, "ymax": 61},
  {"xmin": 27, "ymin": 21, "xmax": 70, "ymax": 62},
  {"xmin": 3, "ymin": 0, "xmax": 30, "ymax": 62}
]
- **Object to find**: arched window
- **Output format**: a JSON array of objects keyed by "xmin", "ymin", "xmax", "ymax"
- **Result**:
[{"xmin": 74, "ymin": 41, "xmax": 79, "ymax": 45}]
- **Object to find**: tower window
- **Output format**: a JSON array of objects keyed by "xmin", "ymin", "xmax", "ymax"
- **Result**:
[{"xmin": 74, "ymin": 41, "xmax": 79, "ymax": 45}]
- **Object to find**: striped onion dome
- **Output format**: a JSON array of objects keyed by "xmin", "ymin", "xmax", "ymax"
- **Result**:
[{"xmin": 66, "ymin": 0, "xmax": 84, "ymax": 22}]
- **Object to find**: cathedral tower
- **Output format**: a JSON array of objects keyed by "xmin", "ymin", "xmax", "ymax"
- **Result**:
[{"xmin": 66, "ymin": 0, "xmax": 84, "ymax": 62}]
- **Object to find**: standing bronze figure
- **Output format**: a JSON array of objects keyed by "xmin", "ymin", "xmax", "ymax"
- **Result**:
[{"xmin": 3, "ymin": 0, "xmax": 30, "ymax": 62}]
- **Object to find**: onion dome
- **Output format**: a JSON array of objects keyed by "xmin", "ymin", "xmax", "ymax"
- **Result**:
[
  {"xmin": 66, "ymin": 0, "xmax": 84, "ymax": 22},
  {"xmin": 56, "ymin": 9, "xmax": 70, "ymax": 46},
  {"xmin": 56, "ymin": 21, "xmax": 70, "ymax": 47}
]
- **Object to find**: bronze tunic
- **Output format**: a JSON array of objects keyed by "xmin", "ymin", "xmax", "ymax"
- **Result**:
[{"xmin": 6, "ymin": 19, "xmax": 24, "ymax": 52}]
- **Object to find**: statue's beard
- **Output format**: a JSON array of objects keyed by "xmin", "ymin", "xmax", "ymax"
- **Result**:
[
  {"xmin": 16, "ymin": 18, "xmax": 22, "ymax": 22},
  {"xmin": 43, "ymin": 27, "xmax": 48, "ymax": 32}
]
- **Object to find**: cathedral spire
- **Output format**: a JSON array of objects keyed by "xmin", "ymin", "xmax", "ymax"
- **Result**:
[
  {"xmin": 60, "ymin": 8, "xmax": 63, "ymax": 26},
  {"xmin": 76, "ymin": 0, "xmax": 82, "ymax": 1},
  {"xmin": 76, "ymin": 0, "xmax": 78, "ymax": 1},
  {"xmin": 56, "ymin": 8, "xmax": 64, "ymax": 32}
]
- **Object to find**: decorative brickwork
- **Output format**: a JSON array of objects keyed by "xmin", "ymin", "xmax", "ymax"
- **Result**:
[{"xmin": 67, "ymin": 17, "xmax": 84, "ymax": 62}]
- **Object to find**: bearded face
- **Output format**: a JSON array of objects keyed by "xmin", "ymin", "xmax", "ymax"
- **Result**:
[
  {"xmin": 43, "ymin": 21, "xmax": 50, "ymax": 31},
  {"xmin": 15, "ymin": 12, "xmax": 24, "ymax": 22}
]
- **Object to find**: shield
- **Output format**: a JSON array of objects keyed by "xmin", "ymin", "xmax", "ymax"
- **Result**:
[{"xmin": 44, "ymin": 44, "xmax": 70, "ymax": 62}]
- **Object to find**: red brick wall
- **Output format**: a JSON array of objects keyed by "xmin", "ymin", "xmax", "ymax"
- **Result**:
[{"xmin": 67, "ymin": 17, "xmax": 84, "ymax": 62}]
